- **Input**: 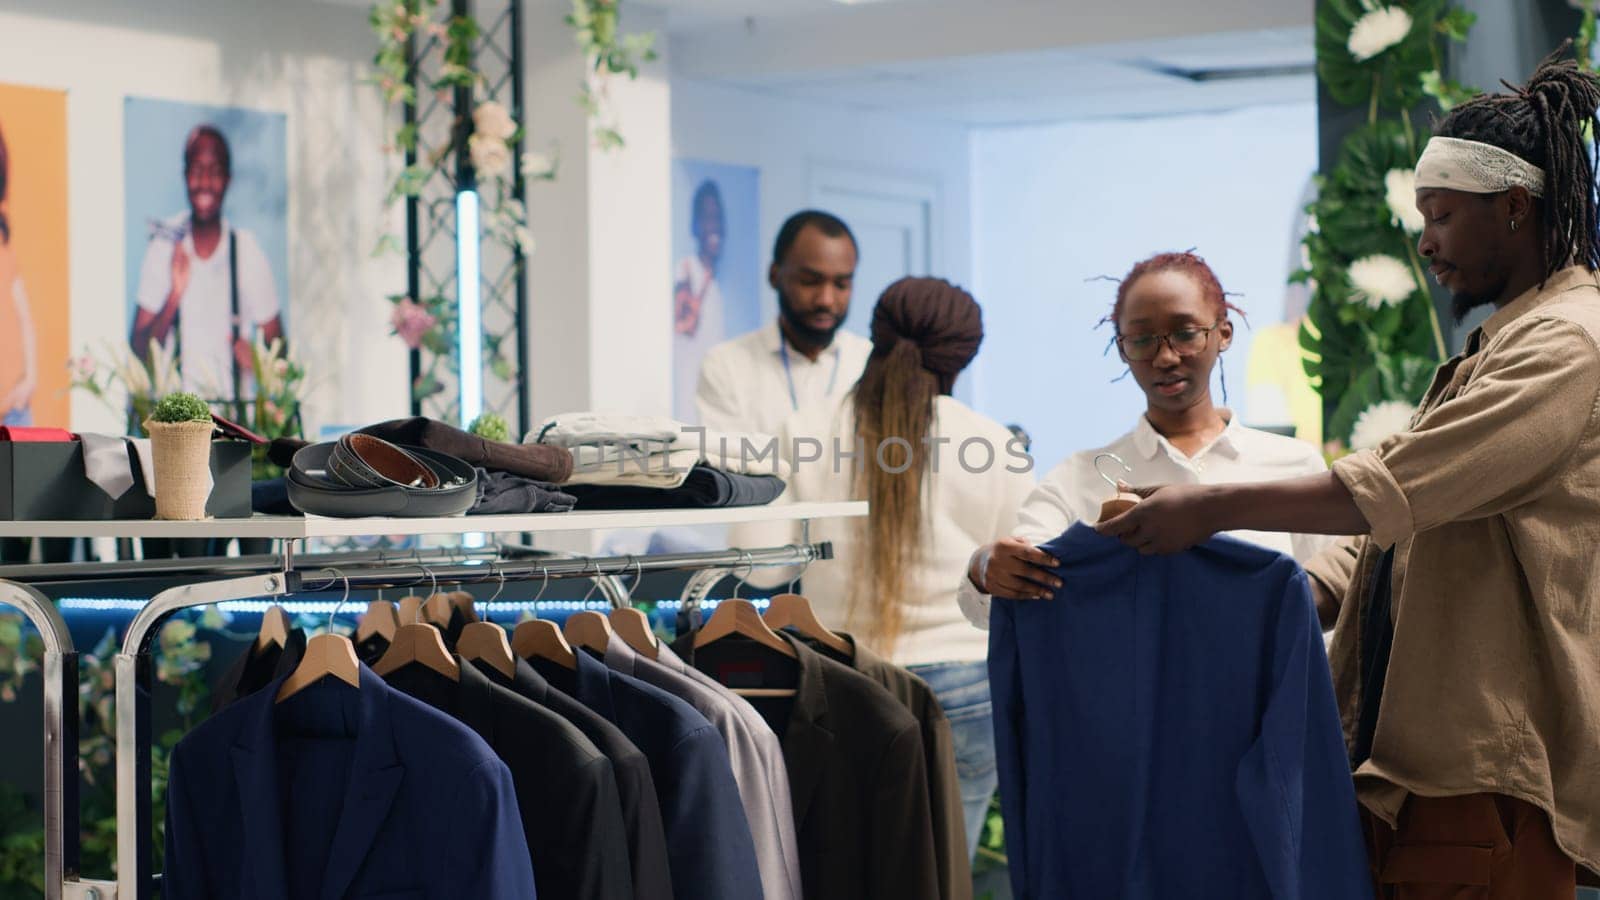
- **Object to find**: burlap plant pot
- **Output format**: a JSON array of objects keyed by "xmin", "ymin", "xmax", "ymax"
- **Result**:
[{"xmin": 143, "ymin": 419, "xmax": 215, "ymax": 520}]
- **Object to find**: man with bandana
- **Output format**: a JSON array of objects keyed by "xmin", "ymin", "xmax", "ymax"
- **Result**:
[
  {"xmin": 1096, "ymin": 49, "xmax": 1600, "ymax": 893},
  {"xmin": 695, "ymin": 210, "xmax": 870, "ymax": 438}
]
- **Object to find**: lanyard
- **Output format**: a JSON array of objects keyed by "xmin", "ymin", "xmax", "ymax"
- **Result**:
[{"xmin": 777, "ymin": 323, "xmax": 841, "ymax": 412}]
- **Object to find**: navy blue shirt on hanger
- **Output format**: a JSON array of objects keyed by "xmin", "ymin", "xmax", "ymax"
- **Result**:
[{"xmin": 989, "ymin": 524, "xmax": 1371, "ymax": 900}]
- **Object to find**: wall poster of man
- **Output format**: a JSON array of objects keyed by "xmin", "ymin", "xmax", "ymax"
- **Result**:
[
  {"xmin": 671, "ymin": 158, "xmax": 760, "ymax": 422},
  {"xmin": 123, "ymin": 97, "xmax": 288, "ymax": 413},
  {"xmin": 0, "ymin": 82, "xmax": 69, "ymax": 429}
]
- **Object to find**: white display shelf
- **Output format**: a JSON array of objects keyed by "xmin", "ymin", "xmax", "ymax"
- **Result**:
[{"xmin": 0, "ymin": 500, "xmax": 867, "ymax": 540}]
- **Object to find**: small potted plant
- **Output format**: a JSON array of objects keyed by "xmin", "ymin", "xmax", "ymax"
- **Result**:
[
  {"xmin": 144, "ymin": 391, "xmax": 215, "ymax": 520},
  {"xmin": 469, "ymin": 412, "xmax": 510, "ymax": 442}
]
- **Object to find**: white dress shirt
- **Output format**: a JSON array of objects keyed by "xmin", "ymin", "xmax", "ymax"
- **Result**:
[
  {"xmin": 735, "ymin": 394, "xmax": 1036, "ymax": 666},
  {"xmin": 956, "ymin": 414, "xmax": 1336, "ymax": 628},
  {"xmin": 695, "ymin": 324, "xmax": 872, "ymax": 437}
]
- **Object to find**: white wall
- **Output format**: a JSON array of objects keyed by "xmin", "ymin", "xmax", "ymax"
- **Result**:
[
  {"xmin": 670, "ymin": 78, "xmax": 974, "ymax": 331},
  {"xmin": 970, "ymin": 102, "xmax": 1318, "ymax": 471},
  {"xmin": 0, "ymin": 0, "xmax": 407, "ymax": 436}
]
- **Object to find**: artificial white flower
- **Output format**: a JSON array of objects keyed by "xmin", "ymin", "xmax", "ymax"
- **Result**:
[
  {"xmin": 469, "ymin": 134, "xmax": 512, "ymax": 178},
  {"xmin": 1348, "ymin": 254, "xmax": 1415, "ymax": 309},
  {"xmin": 1384, "ymin": 168, "xmax": 1425, "ymax": 233},
  {"xmin": 1348, "ymin": 6, "xmax": 1413, "ymax": 62},
  {"xmin": 1350, "ymin": 399, "xmax": 1416, "ymax": 450},
  {"xmin": 472, "ymin": 101, "xmax": 517, "ymax": 142},
  {"xmin": 520, "ymin": 151, "xmax": 556, "ymax": 179},
  {"xmin": 514, "ymin": 226, "xmax": 536, "ymax": 255}
]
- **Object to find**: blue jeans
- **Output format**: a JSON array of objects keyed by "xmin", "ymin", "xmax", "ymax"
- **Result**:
[
  {"xmin": 908, "ymin": 660, "xmax": 996, "ymax": 862},
  {"xmin": 2, "ymin": 407, "xmax": 31, "ymax": 426}
]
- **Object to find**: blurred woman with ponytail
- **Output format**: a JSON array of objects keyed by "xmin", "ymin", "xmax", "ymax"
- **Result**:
[{"xmin": 752, "ymin": 275, "xmax": 1035, "ymax": 862}]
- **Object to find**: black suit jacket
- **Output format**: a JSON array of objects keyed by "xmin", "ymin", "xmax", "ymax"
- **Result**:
[
  {"xmin": 210, "ymin": 628, "xmax": 306, "ymax": 712},
  {"xmin": 385, "ymin": 656, "xmax": 633, "ymax": 900},
  {"xmin": 804, "ymin": 633, "xmax": 972, "ymax": 900},
  {"xmin": 164, "ymin": 665, "xmax": 535, "ymax": 899},
  {"xmin": 531, "ymin": 648, "xmax": 764, "ymax": 900},
  {"xmin": 674, "ymin": 631, "xmax": 940, "ymax": 900},
  {"xmin": 485, "ymin": 658, "xmax": 674, "ymax": 900}
]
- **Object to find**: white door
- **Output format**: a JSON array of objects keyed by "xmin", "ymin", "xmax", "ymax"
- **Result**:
[{"xmin": 809, "ymin": 166, "xmax": 936, "ymax": 342}]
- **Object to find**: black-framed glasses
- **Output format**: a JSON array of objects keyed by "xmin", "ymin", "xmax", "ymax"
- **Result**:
[{"xmin": 1115, "ymin": 323, "xmax": 1221, "ymax": 361}]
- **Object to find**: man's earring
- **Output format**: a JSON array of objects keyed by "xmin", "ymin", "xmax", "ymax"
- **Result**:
[{"xmin": 1511, "ymin": 218, "xmax": 1520, "ymax": 232}]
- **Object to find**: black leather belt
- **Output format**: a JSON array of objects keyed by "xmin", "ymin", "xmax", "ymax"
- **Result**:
[{"xmin": 287, "ymin": 441, "xmax": 477, "ymax": 518}]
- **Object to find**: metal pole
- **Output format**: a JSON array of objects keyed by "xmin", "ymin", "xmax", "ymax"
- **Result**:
[
  {"xmin": 109, "ymin": 542, "xmax": 828, "ymax": 897},
  {"xmin": 0, "ymin": 581, "xmax": 75, "ymax": 900},
  {"xmin": 115, "ymin": 573, "xmax": 287, "ymax": 900}
]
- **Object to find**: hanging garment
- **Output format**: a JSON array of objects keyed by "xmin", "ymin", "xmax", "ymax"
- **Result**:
[
  {"xmin": 672, "ymin": 631, "xmax": 940, "ymax": 900},
  {"xmin": 384, "ymin": 656, "xmax": 633, "ymax": 900},
  {"xmin": 531, "ymin": 649, "xmax": 764, "ymax": 900},
  {"xmin": 603, "ymin": 637, "xmax": 804, "ymax": 900},
  {"xmin": 484, "ymin": 658, "xmax": 674, "ymax": 900},
  {"xmin": 989, "ymin": 524, "xmax": 1371, "ymax": 900},
  {"xmin": 354, "ymin": 632, "xmax": 390, "ymax": 668},
  {"xmin": 163, "ymin": 665, "xmax": 535, "ymax": 899},
  {"xmin": 800, "ymin": 633, "xmax": 971, "ymax": 900},
  {"xmin": 563, "ymin": 464, "xmax": 785, "ymax": 510},
  {"xmin": 211, "ymin": 628, "xmax": 306, "ymax": 712}
]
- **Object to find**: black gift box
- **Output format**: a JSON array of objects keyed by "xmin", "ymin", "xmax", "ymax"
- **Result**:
[{"xmin": 0, "ymin": 440, "xmax": 253, "ymax": 520}]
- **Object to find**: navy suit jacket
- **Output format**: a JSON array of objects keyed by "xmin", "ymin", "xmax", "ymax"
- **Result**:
[
  {"xmin": 990, "ymin": 525, "xmax": 1371, "ymax": 900},
  {"xmin": 163, "ymin": 663, "xmax": 536, "ymax": 899},
  {"xmin": 531, "ymin": 648, "xmax": 764, "ymax": 900}
]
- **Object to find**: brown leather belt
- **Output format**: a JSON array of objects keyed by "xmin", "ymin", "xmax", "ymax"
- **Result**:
[{"xmin": 326, "ymin": 433, "xmax": 439, "ymax": 489}]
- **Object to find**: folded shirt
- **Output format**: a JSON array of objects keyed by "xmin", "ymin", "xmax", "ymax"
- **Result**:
[
  {"xmin": 562, "ymin": 465, "xmax": 787, "ymax": 510},
  {"xmin": 532, "ymin": 413, "xmax": 684, "ymax": 448},
  {"xmin": 567, "ymin": 446, "xmax": 791, "ymax": 487}
]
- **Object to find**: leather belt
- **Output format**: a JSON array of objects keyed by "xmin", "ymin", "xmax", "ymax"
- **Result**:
[
  {"xmin": 327, "ymin": 433, "xmax": 439, "ymax": 489},
  {"xmin": 288, "ymin": 441, "xmax": 476, "ymax": 518}
]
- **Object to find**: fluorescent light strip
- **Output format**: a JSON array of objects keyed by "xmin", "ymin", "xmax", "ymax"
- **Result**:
[{"xmin": 456, "ymin": 189, "xmax": 484, "ymax": 429}]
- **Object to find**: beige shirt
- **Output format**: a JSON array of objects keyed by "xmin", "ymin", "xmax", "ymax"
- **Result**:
[{"xmin": 1308, "ymin": 266, "xmax": 1600, "ymax": 871}]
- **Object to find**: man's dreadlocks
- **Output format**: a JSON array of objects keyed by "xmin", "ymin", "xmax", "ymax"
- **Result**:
[{"xmin": 1436, "ymin": 41, "xmax": 1600, "ymax": 279}]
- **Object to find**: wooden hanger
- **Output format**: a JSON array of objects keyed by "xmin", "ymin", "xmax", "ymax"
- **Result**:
[
  {"xmin": 1094, "ymin": 452, "xmax": 1141, "ymax": 523},
  {"xmin": 397, "ymin": 594, "xmax": 425, "ymax": 628},
  {"xmin": 277, "ymin": 572, "xmax": 361, "ymax": 702},
  {"xmin": 509, "ymin": 568, "xmax": 575, "ymax": 669},
  {"xmin": 448, "ymin": 590, "xmax": 479, "ymax": 624},
  {"xmin": 764, "ymin": 592, "xmax": 851, "ymax": 657},
  {"xmin": 355, "ymin": 597, "xmax": 399, "ymax": 643},
  {"xmin": 694, "ymin": 598, "xmax": 797, "ymax": 659},
  {"xmin": 423, "ymin": 592, "xmax": 454, "ymax": 627},
  {"xmin": 564, "ymin": 610, "xmax": 614, "ymax": 654},
  {"xmin": 609, "ymin": 607, "xmax": 660, "ymax": 659},
  {"xmin": 373, "ymin": 568, "xmax": 459, "ymax": 680},
  {"xmin": 372, "ymin": 621, "xmax": 460, "ymax": 680},
  {"xmin": 457, "ymin": 566, "xmax": 515, "ymax": 678},
  {"xmin": 254, "ymin": 605, "xmax": 290, "ymax": 654},
  {"xmin": 513, "ymin": 619, "xmax": 577, "ymax": 669},
  {"xmin": 694, "ymin": 597, "xmax": 798, "ymax": 697}
]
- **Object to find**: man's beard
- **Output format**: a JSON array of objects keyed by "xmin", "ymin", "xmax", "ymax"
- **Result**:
[
  {"xmin": 778, "ymin": 288, "xmax": 843, "ymax": 348},
  {"xmin": 1451, "ymin": 290, "xmax": 1497, "ymax": 324}
]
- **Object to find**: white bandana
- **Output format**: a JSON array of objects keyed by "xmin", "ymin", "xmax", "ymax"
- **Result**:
[{"xmin": 1415, "ymin": 136, "xmax": 1546, "ymax": 197}]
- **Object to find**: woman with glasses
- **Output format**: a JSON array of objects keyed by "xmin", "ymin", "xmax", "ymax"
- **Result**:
[{"xmin": 957, "ymin": 250, "xmax": 1336, "ymax": 622}]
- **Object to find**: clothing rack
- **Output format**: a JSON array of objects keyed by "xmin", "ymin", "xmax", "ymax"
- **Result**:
[{"xmin": 0, "ymin": 500, "xmax": 863, "ymax": 900}]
